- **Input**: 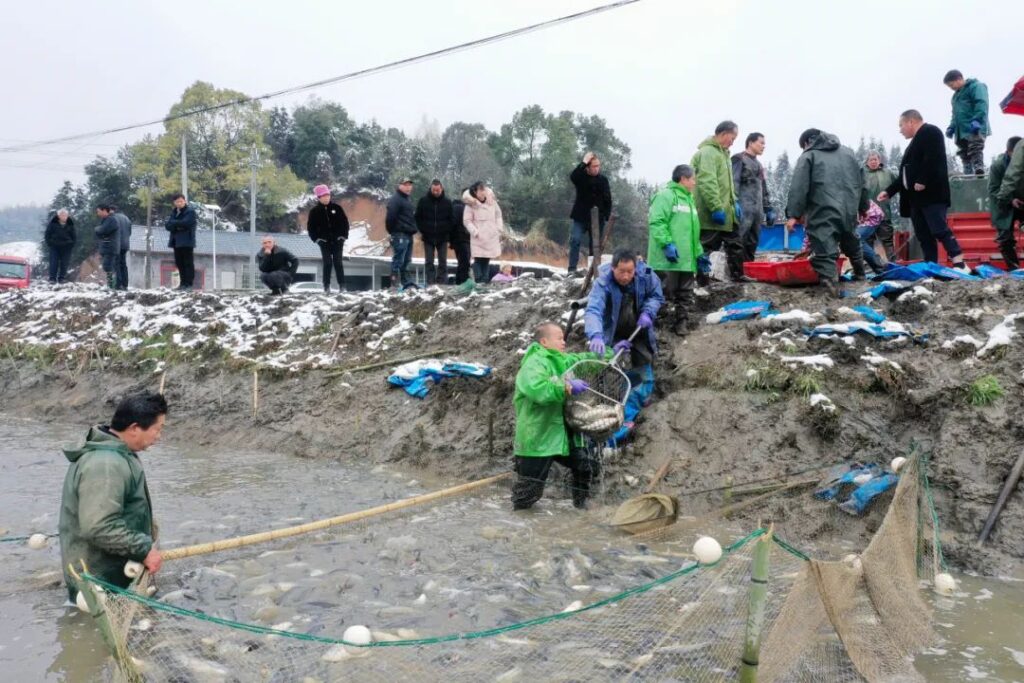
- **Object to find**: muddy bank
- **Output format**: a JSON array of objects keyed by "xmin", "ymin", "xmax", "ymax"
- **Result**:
[{"xmin": 1, "ymin": 277, "xmax": 1022, "ymax": 574}]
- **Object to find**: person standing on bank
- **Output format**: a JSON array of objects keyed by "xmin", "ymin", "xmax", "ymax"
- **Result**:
[
  {"xmin": 385, "ymin": 178, "xmax": 418, "ymax": 291},
  {"xmin": 463, "ymin": 181, "xmax": 503, "ymax": 282},
  {"xmin": 731, "ymin": 132, "xmax": 774, "ymax": 264},
  {"xmin": 943, "ymin": 70, "xmax": 990, "ymax": 176},
  {"xmin": 862, "ymin": 151, "xmax": 898, "ymax": 261},
  {"xmin": 307, "ymin": 184, "xmax": 349, "ymax": 293},
  {"xmin": 415, "ymin": 179, "xmax": 455, "ymax": 285},
  {"xmin": 111, "ymin": 205, "xmax": 132, "ymax": 290},
  {"xmin": 257, "ymin": 236, "xmax": 299, "ymax": 295},
  {"xmin": 450, "ymin": 190, "xmax": 472, "ymax": 285},
  {"xmin": 989, "ymin": 136, "xmax": 1024, "ymax": 270},
  {"xmin": 878, "ymin": 110, "xmax": 968, "ymax": 270},
  {"xmin": 94, "ymin": 204, "xmax": 120, "ymax": 289},
  {"xmin": 44, "ymin": 209, "xmax": 76, "ymax": 284},
  {"xmin": 647, "ymin": 164, "xmax": 703, "ymax": 336},
  {"xmin": 165, "ymin": 193, "xmax": 197, "ymax": 291},
  {"xmin": 692, "ymin": 121, "xmax": 745, "ymax": 282},
  {"xmin": 567, "ymin": 152, "xmax": 612, "ymax": 275}
]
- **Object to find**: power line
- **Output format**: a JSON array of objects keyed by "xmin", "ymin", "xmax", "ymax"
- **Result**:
[{"xmin": 0, "ymin": 0, "xmax": 643, "ymax": 155}]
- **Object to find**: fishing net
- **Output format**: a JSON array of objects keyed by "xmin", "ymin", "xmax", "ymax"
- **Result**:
[
  {"xmin": 78, "ymin": 454, "xmax": 943, "ymax": 683},
  {"xmin": 563, "ymin": 358, "xmax": 630, "ymax": 437}
]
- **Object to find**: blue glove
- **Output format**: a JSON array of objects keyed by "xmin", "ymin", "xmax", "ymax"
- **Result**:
[
  {"xmin": 711, "ymin": 209, "xmax": 727, "ymax": 226},
  {"xmin": 945, "ymin": 125, "xmax": 955, "ymax": 139},
  {"xmin": 567, "ymin": 379, "xmax": 589, "ymax": 396},
  {"xmin": 637, "ymin": 312, "xmax": 654, "ymax": 330},
  {"xmin": 588, "ymin": 336, "xmax": 605, "ymax": 355},
  {"xmin": 765, "ymin": 208, "xmax": 776, "ymax": 225},
  {"xmin": 734, "ymin": 203, "xmax": 743, "ymax": 224},
  {"xmin": 663, "ymin": 243, "xmax": 679, "ymax": 263},
  {"xmin": 969, "ymin": 120, "xmax": 982, "ymax": 135},
  {"xmin": 613, "ymin": 339, "xmax": 631, "ymax": 354},
  {"xmin": 697, "ymin": 254, "xmax": 711, "ymax": 274}
]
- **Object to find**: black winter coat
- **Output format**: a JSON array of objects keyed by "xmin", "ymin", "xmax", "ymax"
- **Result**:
[
  {"xmin": 414, "ymin": 192, "xmax": 455, "ymax": 244},
  {"xmin": 385, "ymin": 190, "xmax": 418, "ymax": 236},
  {"xmin": 94, "ymin": 215, "xmax": 121, "ymax": 256},
  {"xmin": 257, "ymin": 246, "xmax": 299, "ymax": 275},
  {"xmin": 165, "ymin": 205, "xmax": 198, "ymax": 249},
  {"xmin": 569, "ymin": 163, "xmax": 613, "ymax": 224},
  {"xmin": 307, "ymin": 202, "xmax": 350, "ymax": 243},
  {"xmin": 45, "ymin": 216, "xmax": 76, "ymax": 249},
  {"xmin": 451, "ymin": 199, "xmax": 470, "ymax": 244},
  {"xmin": 885, "ymin": 123, "xmax": 951, "ymax": 215},
  {"xmin": 114, "ymin": 212, "xmax": 132, "ymax": 252}
]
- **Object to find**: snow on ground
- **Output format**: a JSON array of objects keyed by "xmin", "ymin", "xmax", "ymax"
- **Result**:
[
  {"xmin": 0, "ymin": 241, "xmax": 42, "ymax": 265},
  {"xmin": 780, "ymin": 354, "xmax": 834, "ymax": 370},
  {"xmin": 977, "ymin": 313, "xmax": 1024, "ymax": 358}
]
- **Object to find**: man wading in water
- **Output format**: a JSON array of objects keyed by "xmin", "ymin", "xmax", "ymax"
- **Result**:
[{"xmin": 59, "ymin": 392, "xmax": 166, "ymax": 601}]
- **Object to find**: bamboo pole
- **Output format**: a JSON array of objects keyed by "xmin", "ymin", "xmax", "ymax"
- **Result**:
[
  {"xmin": 72, "ymin": 562, "xmax": 143, "ymax": 683},
  {"xmin": 326, "ymin": 348, "xmax": 457, "ymax": 377},
  {"xmin": 158, "ymin": 372, "xmax": 166, "ymax": 395},
  {"xmin": 252, "ymin": 368, "xmax": 259, "ymax": 418},
  {"xmin": 163, "ymin": 472, "xmax": 512, "ymax": 561},
  {"xmin": 978, "ymin": 450, "xmax": 1024, "ymax": 544},
  {"xmin": 707, "ymin": 478, "xmax": 818, "ymax": 521},
  {"xmin": 739, "ymin": 527, "xmax": 773, "ymax": 683}
]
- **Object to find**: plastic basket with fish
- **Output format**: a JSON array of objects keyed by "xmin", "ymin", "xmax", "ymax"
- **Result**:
[{"xmin": 563, "ymin": 329, "xmax": 639, "ymax": 437}]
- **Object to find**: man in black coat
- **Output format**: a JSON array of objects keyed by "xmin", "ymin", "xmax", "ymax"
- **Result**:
[
  {"xmin": 257, "ymin": 236, "xmax": 299, "ymax": 295},
  {"xmin": 44, "ymin": 209, "xmax": 76, "ymax": 284},
  {"xmin": 414, "ymin": 179, "xmax": 455, "ymax": 284},
  {"xmin": 879, "ymin": 109, "xmax": 966, "ymax": 268},
  {"xmin": 165, "ymin": 193, "xmax": 197, "ymax": 290},
  {"xmin": 450, "ymin": 193, "xmax": 471, "ymax": 285},
  {"xmin": 568, "ymin": 152, "xmax": 612, "ymax": 274},
  {"xmin": 93, "ymin": 204, "xmax": 121, "ymax": 289},
  {"xmin": 307, "ymin": 185, "xmax": 350, "ymax": 292},
  {"xmin": 385, "ymin": 178, "xmax": 418, "ymax": 290}
]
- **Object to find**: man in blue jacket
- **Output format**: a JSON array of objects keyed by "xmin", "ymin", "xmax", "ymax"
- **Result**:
[
  {"xmin": 584, "ymin": 249, "xmax": 664, "ymax": 441},
  {"xmin": 165, "ymin": 193, "xmax": 197, "ymax": 290}
]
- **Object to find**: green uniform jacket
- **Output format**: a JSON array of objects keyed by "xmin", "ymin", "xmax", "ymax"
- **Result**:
[
  {"xmin": 989, "ymin": 152, "xmax": 1015, "ymax": 232},
  {"xmin": 59, "ymin": 427, "xmax": 154, "ymax": 600},
  {"xmin": 646, "ymin": 181, "xmax": 703, "ymax": 272},
  {"xmin": 691, "ymin": 137, "xmax": 737, "ymax": 232},
  {"xmin": 996, "ymin": 142, "xmax": 1024, "ymax": 210},
  {"xmin": 862, "ymin": 165, "xmax": 896, "ymax": 222},
  {"xmin": 949, "ymin": 78, "xmax": 991, "ymax": 140},
  {"xmin": 514, "ymin": 343, "xmax": 598, "ymax": 457},
  {"xmin": 786, "ymin": 132, "xmax": 869, "ymax": 233}
]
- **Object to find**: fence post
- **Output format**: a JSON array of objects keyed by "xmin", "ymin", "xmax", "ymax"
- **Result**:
[
  {"xmin": 739, "ymin": 527, "xmax": 773, "ymax": 683},
  {"xmin": 75, "ymin": 565, "xmax": 143, "ymax": 683}
]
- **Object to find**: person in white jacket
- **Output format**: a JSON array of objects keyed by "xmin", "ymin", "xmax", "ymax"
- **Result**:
[{"xmin": 462, "ymin": 181, "xmax": 503, "ymax": 282}]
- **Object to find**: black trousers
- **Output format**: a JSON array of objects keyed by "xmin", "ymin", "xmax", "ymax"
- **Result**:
[
  {"xmin": 116, "ymin": 249, "xmax": 129, "ymax": 290},
  {"xmin": 452, "ymin": 241, "xmax": 471, "ymax": 284},
  {"xmin": 472, "ymin": 257, "xmax": 491, "ymax": 282},
  {"xmin": 956, "ymin": 135, "xmax": 986, "ymax": 175},
  {"xmin": 910, "ymin": 203, "xmax": 962, "ymax": 263},
  {"xmin": 423, "ymin": 240, "xmax": 448, "ymax": 284},
  {"xmin": 48, "ymin": 245, "xmax": 72, "ymax": 283},
  {"xmin": 512, "ymin": 448, "xmax": 596, "ymax": 510},
  {"xmin": 700, "ymin": 229, "xmax": 745, "ymax": 280},
  {"xmin": 659, "ymin": 271, "xmax": 696, "ymax": 334},
  {"xmin": 173, "ymin": 247, "xmax": 195, "ymax": 288},
  {"xmin": 319, "ymin": 240, "xmax": 344, "ymax": 290},
  {"xmin": 260, "ymin": 270, "xmax": 292, "ymax": 294}
]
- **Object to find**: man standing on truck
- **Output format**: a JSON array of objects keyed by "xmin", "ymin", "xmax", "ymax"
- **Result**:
[
  {"xmin": 944, "ymin": 70, "xmax": 991, "ymax": 176},
  {"xmin": 989, "ymin": 136, "xmax": 1024, "ymax": 270}
]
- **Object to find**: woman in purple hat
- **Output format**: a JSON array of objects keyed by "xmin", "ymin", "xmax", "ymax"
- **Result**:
[{"xmin": 307, "ymin": 185, "xmax": 350, "ymax": 292}]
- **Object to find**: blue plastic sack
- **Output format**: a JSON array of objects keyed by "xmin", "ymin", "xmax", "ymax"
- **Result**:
[
  {"xmin": 807, "ymin": 321, "xmax": 922, "ymax": 342},
  {"xmin": 873, "ymin": 263, "xmax": 927, "ymax": 282},
  {"xmin": 1009, "ymin": 269, "xmax": 1024, "ymax": 280},
  {"xmin": 852, "ymin": 306, "xmax": 885, "ymax": 323},
  {"xmin": 839, "ymin": 473, "xmax": 898, "ymax": 515},
  {"xmin": 907, "ymin": 261, "xmax": 980, "ymax": 281},
  {"xmin": 710, "ymin": 300, "xmax": 776, "ymax": 323},
  {"xmin": 974, "ymin": 264, "xmax": 1007, "ymax": 279},
  {"xmin": 868, "ymin": 282, "xmax": 913, "ymax": 299},
  {"xmin": 814, "ymin": 464, "xmax": 881, "ymax": 501}
]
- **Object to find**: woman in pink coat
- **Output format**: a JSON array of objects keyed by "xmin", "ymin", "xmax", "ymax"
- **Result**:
[{"xmin": 462, "ymin": 181, "xmax": 503, "ymax": 282}]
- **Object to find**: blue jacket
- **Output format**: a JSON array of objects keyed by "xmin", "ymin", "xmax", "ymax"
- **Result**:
[
  {"xmin": 165, "ymin": 205, "xmax": 198, "ymax": 249},
  {"xmin": 584, "ymin": 261, "xmax": 664, "ymax": 353}
]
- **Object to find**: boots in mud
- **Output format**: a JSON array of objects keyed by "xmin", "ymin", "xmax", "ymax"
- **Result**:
[
  {"xmin": 849, "ymin": 253, "xmax": 867, "ymax": 281},
  {"xmin": 818, "ymin": 276, "xmax": 842, "ymax": 299},
  {"xmin": 999, "ymin": 240, "xmax": 1020, "ymax": 271}
]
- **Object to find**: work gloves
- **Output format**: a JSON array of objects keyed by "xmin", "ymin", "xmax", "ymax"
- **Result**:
[
  {"xmin": 970, "ymin": 120, "xmax": 982, "ymax": 135},
  {"xmin": 613, "ymin": 339, "xmax": 632, "ymax": 354},
  {"xmin": 588, "ymin": 336, "xmax": 605, "ymax": 355},
  {"xmin": 711, "ymin": 209, "xmax": 727, "ymax": 226},
  {"xmin": 663, "ymin": 243, "xmax": 679, "ymax": 263},
  {"xmin": 945, "ymin": 125, "xmax": 955, "ymax": 139},
  {"xmin": 734, "ymin": 203, "xmax": 743, "ymax": 224},
  {"xmin": 765, "ymin": 208, "xmax": 776, "ymax": 225},
  {"xmin": 697, "ymin": 254, "xmax": 712, "ymax": 274},
  {"xmin": 638, "ymin": 312, "xmax": 654, "ymax": 330},
  {"xmin": 567, "ymin": 378, "xmax": 590, "ymax": 396}
]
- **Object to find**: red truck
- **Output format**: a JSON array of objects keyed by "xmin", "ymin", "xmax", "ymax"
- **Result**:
[{"xmin": 0, "ymin": 255, "xmax": 31, "ymax": 290}]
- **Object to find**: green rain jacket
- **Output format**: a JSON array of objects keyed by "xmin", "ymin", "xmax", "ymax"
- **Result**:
[
  {"xmin": 691, "ymin": 137, "xmax": 737, "ymax": 232},
  {"xmin": 646, "ymin": 181, "xmax": 703, "ymax": 272},
  {"xmin": 514, "ymin": 343, "xmax": 599, "ymax": 457},
  {"xmin": 989, "ymin": 152, "xmax": 1015, "ymax": 232},
  {"xmin": 996, "ymin": 141, "xmax": 1024, "ymax": 211},
  {"xmin": 862, "ymin": 165, "xmax": 897, "ymax": 222},
  {"xmin": 59, "ymin": 426, "xmax": 154, "ymax": 600},
  {"xmin": 949, "ymin": 78, "xmax": 991, "ymax": 140},
  {"xmin": 786, "ymin": 132, "xmax": 869, "ymax": 234}
]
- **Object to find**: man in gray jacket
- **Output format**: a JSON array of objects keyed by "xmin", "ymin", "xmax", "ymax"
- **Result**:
[
  {"xmin": 112, "ymin": 205, "xmax": 132, "ymax": 290},
  {"xmin": 732, "ymin": 132, "xmax": 774, "ymax": 263},
  {"xmin": 94, "ymin": 204, "xmax": 121, "ymax": 289}
]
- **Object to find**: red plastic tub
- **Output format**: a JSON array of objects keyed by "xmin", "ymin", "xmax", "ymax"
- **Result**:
[{"xmin": 744, "ymin": 257, "xmax": 847, "ymax": 286}]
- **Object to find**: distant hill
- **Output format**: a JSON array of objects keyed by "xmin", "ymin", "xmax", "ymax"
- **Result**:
[{"xmin": 0, "ymin": 205, "xmax": 47, "ymax": 243}]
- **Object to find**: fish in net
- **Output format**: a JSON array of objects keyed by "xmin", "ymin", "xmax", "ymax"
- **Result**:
[{"xmin": 563, "ymin": 359, "xmax": 630, "ymax": 437}]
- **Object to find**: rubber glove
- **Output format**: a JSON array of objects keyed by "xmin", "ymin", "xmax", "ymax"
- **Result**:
[
  {"xmin": 588, "ymin": 336, "xmax": 605, "ymax": 355},
  {"xmin": 734, "ymin": 203, "xmax": 743, "ymax": 224},
  {"xmin": 697, "ymin": 254, "xmax": 712, "ymax": 274},
  {"xmin": 945, "ymin": 125, "xmax": 955, "ymax": 139},
  {"xmin": 567, "ymin": 379, "xmax": 589, "ymax": 396},
  {"xmin": 765, "ymin": 208, "xmax": 776, "ymax": 225},
  {"xmin": 613, "ymin": 339, "xmax": 632, "ymax": 354},
  {"xmin": 969, "ymin": 120, "xmax": 982, "ymax": 135},
  {"xmin": 663, "ymin": 243, "xmax": 679, "ymax": 262},
  {"xmin": 711, "ymin": 209, "xmax": 727, "ymax": 225},
  {"xmin": 637, "ymin": 312, "xmax": 654, "ymax": 330}
]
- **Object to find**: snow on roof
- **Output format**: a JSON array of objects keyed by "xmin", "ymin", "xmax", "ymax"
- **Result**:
[{"xmin": 0, "ymin": 241, "xmax": 42, "ymax": 265}]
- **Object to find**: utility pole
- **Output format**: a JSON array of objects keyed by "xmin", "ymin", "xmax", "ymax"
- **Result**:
[
  {"xmin": 181, "ymin": 135, "xmax": 188, "ymax": 199},
  {"xmin": 144, "ymin": 175, "xmax": 154, "ymax": 289},
  {"xmin": 249, "ymin": 144, "xmax": 259, "ymax": 289}
]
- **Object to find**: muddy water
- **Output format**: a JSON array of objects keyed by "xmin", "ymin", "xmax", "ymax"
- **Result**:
[{"xmin": 1, "ymin": 415, "xmax": 1022, "ymax": 681}]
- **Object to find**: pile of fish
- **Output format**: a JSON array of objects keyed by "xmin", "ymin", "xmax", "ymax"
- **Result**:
[{"xmin": 565, "ymin": 399, "xmax": 625, "ymax": 435}]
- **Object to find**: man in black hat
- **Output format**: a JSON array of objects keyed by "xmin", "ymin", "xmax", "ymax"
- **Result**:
[{"xmin": 386, "ymin": 178, "xmax": 418, "ymax": 290}]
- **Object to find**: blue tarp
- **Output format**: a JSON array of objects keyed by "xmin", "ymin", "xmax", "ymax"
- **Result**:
[
  {"xmin": 868, "ymin": 282, "xmax": 914, "ymax": 299},
  {"xmin": 974, "ymin": 264, "xmax": 1007, "ymax": 279},
  {"xmin": 388, "ymin": 362, "xmax": 492, "ymax": 398},
  {"xmin": 1010, "ymin": 269, "xmax": 1024, "ymax": 280},
  {"xmin": 807, "ymin": 321, "xmax": 926, "ymax": 343},
  {"xmin": 709, "ymin": 300, "xmax": 776, "ymax": 323},
  {"xmin": 839, "ymin": 474, "xmax": 899, "ymax": 515},
  {"xmin": 758, "ymin": 224, "xmax": 806, "ymax": 251},
  {"xmin": 852, "ymin": 306, "xmax": 886, "ymax": 323},
  {"xmin": 873, "ymin": 261, "xmax": 982, "ymax": 282}
]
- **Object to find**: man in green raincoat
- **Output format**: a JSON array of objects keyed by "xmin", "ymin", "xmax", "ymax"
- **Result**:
[
  {"xmin": 989, "ymin": 136, "xmax": 1024, "ymax": 270},
  {"xmin": 996, "ymin": 139, "xmax": 1024, "ymax": 229},
  {"xmin": 647, "ymin": 164, "xmax": 703, "ymax": 336},
  {"xmin": 512, "ymin": 323, "xmax": 618, "ymax": 510},
  {"xmin": 691, "ymin": 121, "xmax": 744, "ymax": 282},
  {"xmin": 60, "ymin": 392, "xmax": 167, "ymax": 601}
]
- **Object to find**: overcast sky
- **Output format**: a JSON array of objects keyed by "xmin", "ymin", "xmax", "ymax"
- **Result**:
[{"xmin": 1, "ymin": 0, "xmax": 1021, "ymax": 208}]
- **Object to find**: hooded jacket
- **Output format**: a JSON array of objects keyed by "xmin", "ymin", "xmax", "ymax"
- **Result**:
[
  {"xmin": 307, "ymin": 201, "xmax": 350, "ymax": 243},
  {"xmin": 45, "ymin": 215, "xmax": 76, "ymax": 249},
  {"xmin": 731, "ymin": 152, "xmax": 771, "ymax": 226},
  {"xmin": 646, "ymin": 181, "xmax": 703, "ymax": 273},
  {"xmin": 786, "ymin": 132, "xmax": 868, "ymax": 233},
  {"xmin": 462, "ymin": 188, "xmax": 504, "ymax": 259},
  {"xmin": 949, "ymin": 78, "xmax": 991, "ymax": 140},
  {"xmin": 691, "ymin": 137, "xmax": 738, "ymax": 232},
  {"xmin": 414, "ymin": 190, "xmax": 456, "ymax": 244},
  {"xmin": 59, "ymin": 427, "xmax": 154, "ymax": 600},
  {"xmin": 584, "ymin": 261, "xmax": 664, "ymax": 355},
  {"xmin": 996, "ymin": 141, "xmax": 1024, "ymax": 211}
]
